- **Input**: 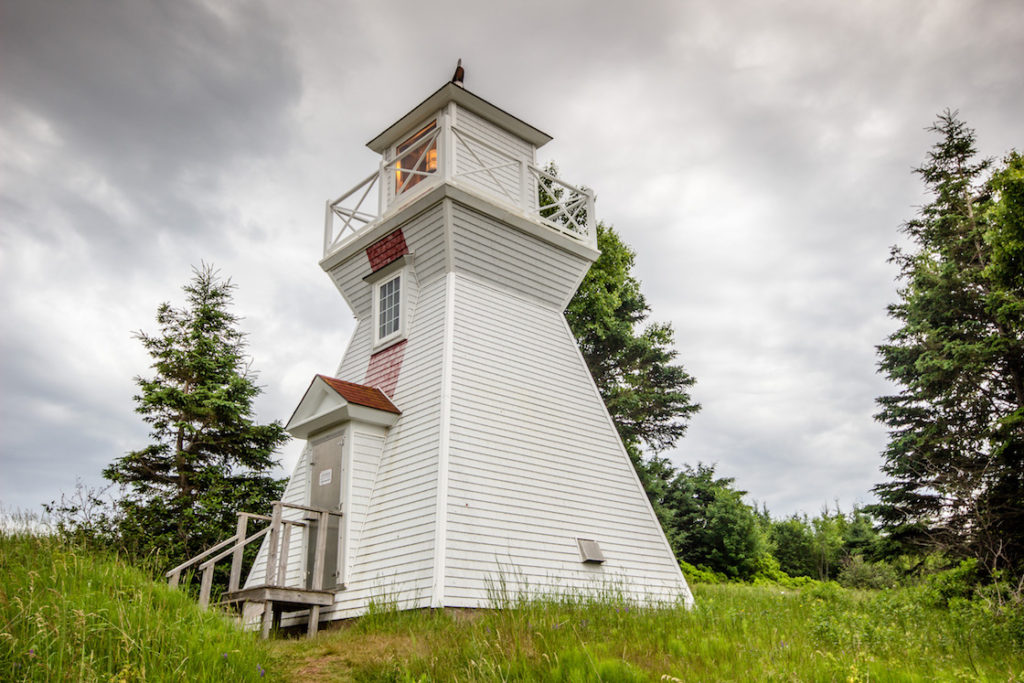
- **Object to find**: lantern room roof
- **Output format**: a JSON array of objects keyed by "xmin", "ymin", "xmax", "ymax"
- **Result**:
[{"xmin": 367, "ymin": 82, "xmax": 552, "ymax": 153}]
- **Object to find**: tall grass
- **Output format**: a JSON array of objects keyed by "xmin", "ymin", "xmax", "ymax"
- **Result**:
[
  {"xmin": 0, "ymin": 522, "xmax": 274, "ymax": 681},
  {"xmin": 3, "ymin": 518, "xmax": 1020, "ymax": 681},
  {"xmin": 271, "ymin": 582, "xmax": 1023, "ymax": 681}
]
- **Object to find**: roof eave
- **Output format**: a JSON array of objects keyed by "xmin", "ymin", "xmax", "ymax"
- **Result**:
[{"xmin": 367, "ymin": 82, "xmax": 552, "ymax": 153}]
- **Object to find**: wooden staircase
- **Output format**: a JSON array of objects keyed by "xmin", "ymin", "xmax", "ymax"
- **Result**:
[{"xmin": 166, "ymin": 501, "xmax": 342, "ymax": 638}]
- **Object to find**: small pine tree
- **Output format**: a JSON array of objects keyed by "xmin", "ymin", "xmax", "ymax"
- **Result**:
[{"xmin": 104, "ymin": 265, "xmax": 289, "ymax": 564}]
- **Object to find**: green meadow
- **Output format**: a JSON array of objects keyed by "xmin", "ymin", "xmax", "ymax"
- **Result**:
[
  {"xmin": 2, "ymin": 527, "xmax": 1021, "ymax": 682},
  {"xmin": 268, "ymin": 582, "xmax": 1022, "ymax": 682}
]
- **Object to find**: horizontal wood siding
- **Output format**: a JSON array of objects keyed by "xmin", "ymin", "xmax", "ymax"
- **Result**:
[
  {"xmin": 455, "ymin": 106, "xmax": 532, "ymax": 162},
  {"xmin": 346, "ymin": 425, "xmax": 386, "ymax": 565},
  {"xmin": 401, "ymin": 204, "xmax": 446, "ymax": 288},
  {"xmin": 327, "ymin": 204, "xmax": 444, "ymax": 321},
  {"xmin": 452, "ymin": 106, "xmax": 532, "ymax": 210},
  {"xmin": 335, "ymin": 320, "xmax": 371, "ymax": 382},
  {"xmin": 327, "ymin": 253, "xmax": 373, "ymax": 322},
  {"xmin": 329, "ymin": 205, "xmax": 444, "ymax": 384},
  {"xmin": 443, "ymin": 276, "xmax": 688, "ymax": 606},
  {"xmin": 451, "ymin": 204, "xmax": 588, "ymax": 309},
  {"xmin": 322, "ymin": 275, "xmax": 448, "ymax": 619}
]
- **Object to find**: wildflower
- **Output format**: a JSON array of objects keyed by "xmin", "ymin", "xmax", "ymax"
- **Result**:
[
  {"xmin": 257, "ymin": 664, "xmax": 265, "ymax": 677},
  {"xmin": 28, "ymin": 649, "xmax": 35, "ymax": 657},
  {"xmin": 222, "ymin": 653, "xmax": 228, "ymax": 660}
]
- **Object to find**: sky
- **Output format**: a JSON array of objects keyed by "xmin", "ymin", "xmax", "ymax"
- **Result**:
[{"xmin": 1, "ymin": 0, "xmax": 1022, "ymax": 520}]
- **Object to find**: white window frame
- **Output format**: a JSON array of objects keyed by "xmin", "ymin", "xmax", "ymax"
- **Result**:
[
  {"xmin": 391, "ymin": 117, "xmax": 440, "ymax": 197},
  {"xmin": 368, "ymin": 255, "xmax": 412, "ymax": 351}
]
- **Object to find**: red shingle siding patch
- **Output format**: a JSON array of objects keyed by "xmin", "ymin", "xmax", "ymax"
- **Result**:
[
  {"xmin": 366, "ymin": 229, "xmax": 409, "ymax": 272},
  {"xmin": 365, "ymin": 340, "xmax": 407, "ymax": 398},
  {"xmin": 317, "ymin": 375, "xmax": 401, "ymax": 414}
]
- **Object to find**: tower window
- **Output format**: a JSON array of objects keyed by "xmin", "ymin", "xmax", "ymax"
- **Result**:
[
  {"xmin": 394, "ymin": 120, "xmax": 438, "ymax": 194},
  {"xmin": 366, "ymin": 254, "xmax": 413, "ymax": 351},
  {"xmin": 377, "ymin": 275, "xmax": 401, "ymax": 341}
]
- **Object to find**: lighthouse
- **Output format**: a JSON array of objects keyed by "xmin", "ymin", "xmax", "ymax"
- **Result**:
[{"xmin": 251, "ymin": 77, "xmax": 693, "ymax": 625}]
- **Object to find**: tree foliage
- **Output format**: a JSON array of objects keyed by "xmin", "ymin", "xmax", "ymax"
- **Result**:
[
  {"xmin": 871, "ymin": 112, "xmax": 1024, "ymax": 574},
  {"xmin": 566, "ymin": 222, "xmax": 701, "ymax": 459},
  {"xmin": 103, "ymin": 265, "xmax": 289, "ymax": 564},
  {"xmin": 539, "ymin": 164, "xmax": 699, "ymax": 518},
  {"xmin": 658, "ymin": 464, "xmax": 768, "ymax": 580}
]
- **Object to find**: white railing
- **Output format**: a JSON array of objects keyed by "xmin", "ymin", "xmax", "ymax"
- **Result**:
[{"xmin": 323, "ymin": 125, "xmax": 597, "ymax": 257}]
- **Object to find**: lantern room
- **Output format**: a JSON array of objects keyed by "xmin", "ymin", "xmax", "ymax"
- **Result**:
[{"xmin": 324, "ymin": 83, "xmax": 597, "ymax": 257}]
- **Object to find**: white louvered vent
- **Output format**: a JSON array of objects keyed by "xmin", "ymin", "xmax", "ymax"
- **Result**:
[{"xmin": 576, "ymin": 538, "xmax": 605, "ymax": 564}]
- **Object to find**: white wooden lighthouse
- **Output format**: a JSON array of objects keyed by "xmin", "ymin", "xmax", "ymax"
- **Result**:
[{"xmin": 246, "ymin": 78, "xmax": 693, "ymax": 627}]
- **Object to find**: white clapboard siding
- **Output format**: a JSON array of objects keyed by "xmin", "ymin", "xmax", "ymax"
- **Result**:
[
  {"xmin": 452, "ymin": 135, "xmax": 522, "ymax": 207},
  {"xmin": 402, "ymin": 203, "xmax": 448, "ymax": 288},
  {"xmin": 335, "ymin": 320, "xmax": 371, "ymax": 381},
  {"xmin": 322, "ymin": 275, "xmax": 448, "ymax": 619},
  {"xmin": 442, "ymin": 275, "xmax": 689, "ymax": 605},
  {"xmin": 345, "ymin": 426, "xmax": 386, "ymax": 566},
  {"xmin": 449, "ymin": 105, "xmax": 533, "ymax": 213},
  {"xmin": 455, "ymin": 106, "xmax": 533, "ymax": 163},
  {"xmin": 327, "ymin": 204, "xmax": 443, "ymax": 320},
  {"xmin": 450, "ymin": 203, "xmax": 589, "ymax": 309}
]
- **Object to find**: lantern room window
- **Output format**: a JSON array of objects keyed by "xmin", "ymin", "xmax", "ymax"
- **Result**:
[{"xmin": 394, "ymin": 120, "xmax": 438, "ymax": 194}]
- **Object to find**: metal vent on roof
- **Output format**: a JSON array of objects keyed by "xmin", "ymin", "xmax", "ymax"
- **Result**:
[{"xmin": 577, "ymin": 538, "xmax": 605, "ymax": 564}]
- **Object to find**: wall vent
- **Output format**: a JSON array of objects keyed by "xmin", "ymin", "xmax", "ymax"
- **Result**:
[{"xmin": 576, "ymin": 538, "xmax": 605, "ymax": 564}]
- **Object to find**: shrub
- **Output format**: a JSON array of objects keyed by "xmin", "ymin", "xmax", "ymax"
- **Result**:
[
  {"xmin": 837, "ymin": 555, "xmax": 898, "ymax": 589},
  {"xmin": 922, "ymin": 558, "xmax": 979, "ymax": 607},
  {"xmin": 680, "ymin": 560, "xmax": 726, "ymax": 584}
]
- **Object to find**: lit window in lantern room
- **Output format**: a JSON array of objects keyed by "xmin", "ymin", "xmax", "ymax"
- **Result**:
[{"xmin": 395, "ymin": 120, "xmax": 438, "ymax": 194}]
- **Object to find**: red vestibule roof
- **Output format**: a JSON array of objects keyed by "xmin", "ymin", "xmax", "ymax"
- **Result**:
[{"xmin": 317, "ymin": 375, "xmax": 401, "ymax": 414}]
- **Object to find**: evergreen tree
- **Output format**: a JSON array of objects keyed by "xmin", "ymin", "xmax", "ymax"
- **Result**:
[
  {"xmin": 661, "ymin": 464, "xmax": 767, "ymax": 580},
  {"xmin": 769, "ymin": 515, "xmax": 817, "ymax": 578},
  {"xmin": 566, "ymin": 222, "xmax": 701, "ymax": 460},
  {"xmin": 104, "ymin": 265, "xmax": 289, "ymax": 564},
  {"xmin": 871, "ymin": 112, "xmax": 1024, "ymax": 574},
  {"xmin": 539, "ymin": 165, "xmax": 700, "ymax": 518}
]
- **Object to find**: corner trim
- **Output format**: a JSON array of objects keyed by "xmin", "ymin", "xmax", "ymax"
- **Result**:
[{"xmin": 431, "ymin": 271, "xmax": 457, "ymax": 607}]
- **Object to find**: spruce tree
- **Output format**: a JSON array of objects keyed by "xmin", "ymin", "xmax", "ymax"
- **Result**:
[
  {"xmin": 566, "ymin": 222, "xmax": 701, "ymax": 459},
  {"xmin": 105, "ymin": 265, "xmax": 289, "ymax": 563},
  {"xmin": 540, "ymin": 164, "xmax": 700, "ymax": 524},
  {"xmin": 872, "ymin": 112, "xmax": 1024, "ymax": 573}
]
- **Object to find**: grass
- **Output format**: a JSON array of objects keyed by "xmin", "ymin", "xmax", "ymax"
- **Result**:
[
  {"xmin": 2, "ymin": 524, "xmax": 1021, "ymax": 681},
  {"xmin": 268, "ymin": 583, "xmax": 1023, "ymax": 682},
  {"xmin": 0, "ymin": 525, "xmax": 274, "ymax": 681}
]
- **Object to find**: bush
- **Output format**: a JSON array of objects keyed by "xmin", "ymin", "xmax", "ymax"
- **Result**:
[
  {"xmin": 922, "ymin": 558, "xmax": 979, "ymax": 607},
  {"xmin": 837, "ymin": 555, "xmax": 898, "ymax": 589},
  {"xmin": 680, "ymin": 560, "xmax": 726, "ymax": 584}
]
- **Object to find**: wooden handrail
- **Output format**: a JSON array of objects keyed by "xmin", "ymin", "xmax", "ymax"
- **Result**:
[
  {"xmin": 164, "ymin": 509, "xmax": 278, "ymax": 585},
  {"xmin": 198, "ymin": 526, "xmax": 271, "ymax": 571},
  {"xmin": 168, "ymin": 502, "xmax": 343, "ymax": 612},
  {"xmin": 166, "ymin": 535, "xmax": 238, "ymax": 586}
]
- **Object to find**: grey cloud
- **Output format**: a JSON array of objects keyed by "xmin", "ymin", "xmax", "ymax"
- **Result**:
[{"xmin": 2, "ymin": 0, "xmax": 1022, "ymax": 519}]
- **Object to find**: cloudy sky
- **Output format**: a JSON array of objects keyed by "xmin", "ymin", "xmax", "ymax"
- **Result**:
[{"xmin": 1, "ymin": 0, "xmax": 1021, "ymax": 520}]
